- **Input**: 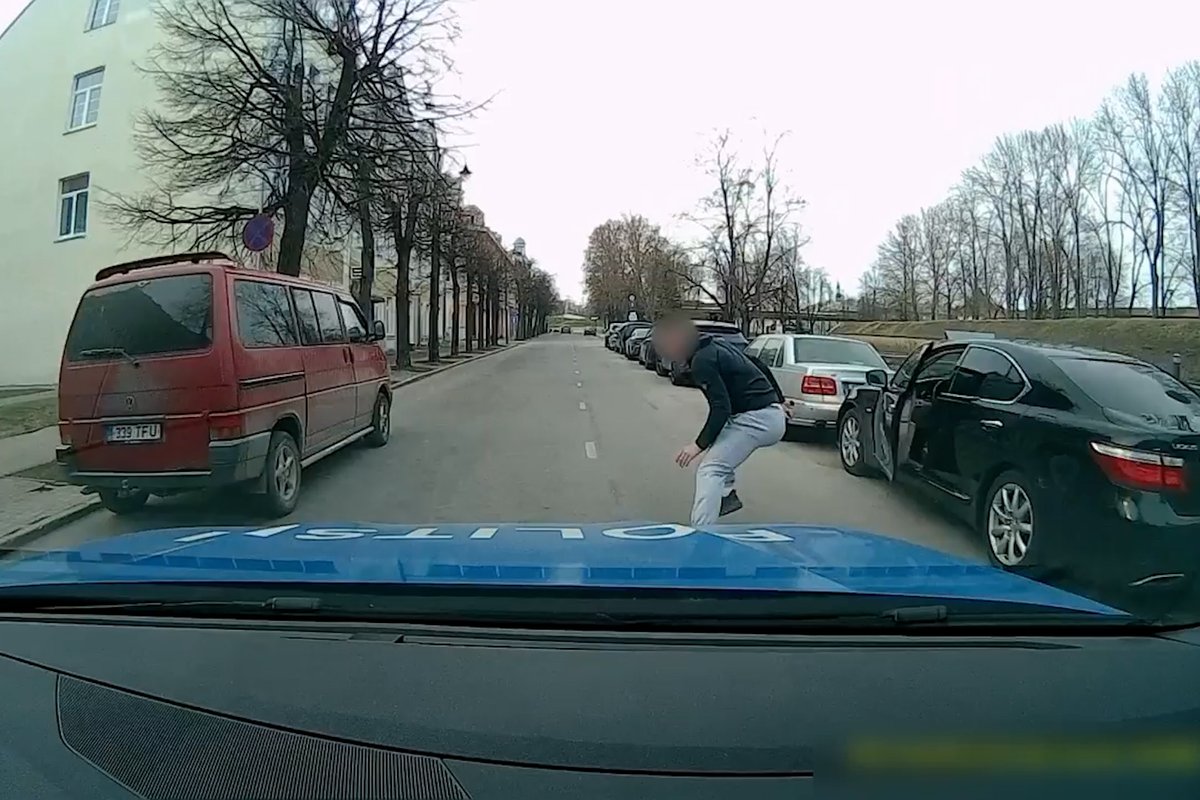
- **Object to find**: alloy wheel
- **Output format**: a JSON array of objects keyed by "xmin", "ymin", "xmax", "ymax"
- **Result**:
[
  {"xmin": 273, "ymin": 445, "xmax": 299, "ymax": 502},
  {"xmin": 840, "ymin": 415, "xmax": 861, "ymax": 466},
  {"xmin": 987, "ymin": 482, "xmax": 1033, "ymax": 566}
]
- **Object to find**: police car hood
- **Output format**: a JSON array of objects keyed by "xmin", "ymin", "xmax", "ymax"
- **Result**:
[{"xmin": 0, "ymin": 522, "xmax": 1120, "ymax": 614}]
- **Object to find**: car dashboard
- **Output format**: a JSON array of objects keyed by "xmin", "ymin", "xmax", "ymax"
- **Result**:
[{"xmin": 1, "ymin": 615, "xmax": 1198, "ymax": 799}]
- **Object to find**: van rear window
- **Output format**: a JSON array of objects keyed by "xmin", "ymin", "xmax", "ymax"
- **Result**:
[{"xmin": 65, "ymin": 274, "xmax": 213, "ymax": 361}]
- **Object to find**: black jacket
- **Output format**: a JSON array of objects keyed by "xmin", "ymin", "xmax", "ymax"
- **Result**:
[{"xmin": 687, "ymin": 335, "xmax": 784, "ymax": 449}]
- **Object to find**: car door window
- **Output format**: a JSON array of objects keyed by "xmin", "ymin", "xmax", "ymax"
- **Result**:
[
  {"xmin": 949, "ymin": 347, "xmax": 1026, "ymax": 402},
  {"xmin": 311, "ymin": 292, "xmax": 346, "ymax": 344},
  {"xmin": 235, "ymin": 280, "xmax": 298, "ymax": 348},
  {"xmin": 290, "ymin": 288, "xmax": 321, "ymax": 346},
  {"xmin": 760, "ymin": 339, "xmax": 783, "ymax": 367},
  {"xmin": 910, "ymin": 349, "xmax": 963, "ymax": 400},
  {"xmin": 744, "ymin": 338, "xmax": 765, "ymax": 360},
  {"xmin": 337, "ymin": 299, "xmax": 368, "ymax": 343},
  {"xmin": 891, "ymin": 347, "xmax": 926, "ymax": 389}
]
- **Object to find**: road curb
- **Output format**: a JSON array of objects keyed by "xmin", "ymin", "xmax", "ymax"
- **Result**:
[
  {"xmin": 390, "ymin": 340, "xmax": 528, "ymax": 389},
  {"xmin": 8, "ymin": 339, "xmax": 537, "ymax": 546},
  {"xmin": 2, "ymin": 496, "xmax": 102, "ymax": 551}
]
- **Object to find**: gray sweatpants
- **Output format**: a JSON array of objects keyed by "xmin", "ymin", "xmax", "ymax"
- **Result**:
[{"xmin": 690, "ymin": 404, "xmax": 787, "ymax": 526}]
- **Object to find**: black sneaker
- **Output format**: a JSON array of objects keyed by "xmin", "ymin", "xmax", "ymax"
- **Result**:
[{"xmin": 719, "ymin": 490, "xmax": 743, "ymax": 517}]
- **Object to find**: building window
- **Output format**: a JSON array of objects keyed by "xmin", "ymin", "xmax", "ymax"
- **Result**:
[
  {"xmin": 59, "ymin": 174, "xmax": 90, "ymax": 238},
  {"xmin": 87, "ymin": 0, "xmax": 120, "ymax": 30},
  {"xmin": 69, "ymin": 69, "xmax": 104, "ymax": 129}
]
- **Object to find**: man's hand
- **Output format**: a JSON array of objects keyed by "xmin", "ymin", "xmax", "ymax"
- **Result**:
[{"xmin": 675, "ymin": 443, "xmax": 704, "ymax": 468}]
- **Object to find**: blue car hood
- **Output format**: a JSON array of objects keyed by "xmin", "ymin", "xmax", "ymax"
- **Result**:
[{"xmin": 0, "ymin": 522, "xmax": 1122, "ymax": 615}]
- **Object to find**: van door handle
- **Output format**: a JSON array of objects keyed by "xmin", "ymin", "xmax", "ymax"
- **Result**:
[{"xmin": 980, "ymin": 419, "xmax": 1003, "ymax": 430}]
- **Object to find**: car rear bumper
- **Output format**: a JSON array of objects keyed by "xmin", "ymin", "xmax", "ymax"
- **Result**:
[
  {"xmin": 56, "ymin": 431, "xmax": 271, "ymax": 491},
  {"xmin": 784, "ymin": 397, "xmax": 840, "ymax": 427}
]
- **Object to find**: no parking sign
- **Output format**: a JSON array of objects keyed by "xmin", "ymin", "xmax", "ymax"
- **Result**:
[{"xmin": 243, "ymin": 215, "xmax": 275, "ymax": 252}]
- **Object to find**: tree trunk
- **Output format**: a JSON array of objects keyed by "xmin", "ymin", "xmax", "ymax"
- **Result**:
[
  {"xmin": 391, "ymin": 194, "xmax": 420, "ymax": 370},
  {"xmin": 450, "ymin": 259, "xmax": 461, "ymax": 357},
  {"xmin": 276, "ymin": 182, "xmax": 311, "ymax": 277},
  {"xmin": 354, "ymin": 159, "xmax": 375, "ymax": 325},
  {"xmin": 427, "ymin": 214, "xmax": 442, "ymax": 363},
  {"xmin": 464, "ymin": 270, "xmax": 475, "ymax": 352}
]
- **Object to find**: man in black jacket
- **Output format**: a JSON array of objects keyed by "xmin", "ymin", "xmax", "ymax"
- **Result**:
[{"xmin": 654, "ymin": 316, "xmax": 787, "ymax": 525}]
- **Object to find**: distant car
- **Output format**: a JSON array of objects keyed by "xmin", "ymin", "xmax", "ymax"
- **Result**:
[
  {"xmin": 583, "ymin": 327, "xmax": 596, "ymax": 336},
  {"xmin": 624, "ymin": 327, "xmax": 652, "ymax": 359},
  {"xmin": 835, "ymin": 337, "xmax": 1200, "ymax": 584},
  {"xmin": 560, "ymin": 326, "xmax": 571, "ymax": 334},
  {"xmin": 745, "ymin": 334, "xmax": 891, "ymax": 431},
  {"xmin": 658, "ymin": 321, "xmax": 748, "ymax": 385}
]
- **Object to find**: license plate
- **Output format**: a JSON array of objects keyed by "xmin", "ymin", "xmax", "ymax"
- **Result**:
[{"xmin": 106, "ymin": 423, "xmax": 162, "ymax": 443}]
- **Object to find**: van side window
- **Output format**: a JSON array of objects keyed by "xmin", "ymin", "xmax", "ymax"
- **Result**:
[
  {"xmin": 235, "ymin": 280, "xmax": 298, "ymax": 347},
  {"xmin": 290, "ymin": 289, "xmax": 321, "ymax": 346},
  {"xmin": 311, "ymin": 291, "xmax": 346, "ymax": 344},
  {"xmin": 337, "ymin": 299, "xmax": 367, "ymax": 342}
]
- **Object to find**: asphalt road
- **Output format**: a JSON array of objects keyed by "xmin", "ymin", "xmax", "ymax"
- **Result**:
[{"xmin": 32, "ymin": 335, "xmax": 984, "ymax": 561}]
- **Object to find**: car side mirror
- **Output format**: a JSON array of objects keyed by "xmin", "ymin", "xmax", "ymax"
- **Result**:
[
  {"xmin": 371, "ymin": 320, "xmax": 386, "ymax": 341},
  {"xmin": 866, "ymin": 369, "xmax": 887, "ymax": 387}
]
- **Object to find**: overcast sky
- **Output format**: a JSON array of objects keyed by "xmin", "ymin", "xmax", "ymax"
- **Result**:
[{"xmin": 6, "ymin": 0, "xmax": 1200, "ymax": 301}]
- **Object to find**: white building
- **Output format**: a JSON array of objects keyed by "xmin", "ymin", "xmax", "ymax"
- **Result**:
[
  {"xmin": 0, "ymin": 0, "xmax": 173, "ymax": 384},
  {"xmin": 0, "ymin": 0, "xmax": 516, "ymax": 385}
]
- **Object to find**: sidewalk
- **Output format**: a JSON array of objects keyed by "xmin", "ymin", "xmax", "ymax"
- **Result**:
[{"xmin": 0, "ymin": 339, "xmax": 523, "ymax": 549}]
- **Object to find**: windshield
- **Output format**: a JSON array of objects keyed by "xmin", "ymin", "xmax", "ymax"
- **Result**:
[
  {"xmin": 793, "ymin": 338, "xmax": 887, "ymax": 368},
  {"xmin": 64, "ymin": 275, "xmax": 214, "ymax": 361},
  {"xmin": 2, "ymin": 0, "xmax": 1200, "ymax": 640}
]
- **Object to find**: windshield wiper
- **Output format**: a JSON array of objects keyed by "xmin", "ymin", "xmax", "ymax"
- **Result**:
[
  {"xmin": 78, "ymin": 347, "xmax": 140, "ymax": 366},
  {"xmin": 3, "ymin": 595, "xmax": 324, "ymax": 616}
]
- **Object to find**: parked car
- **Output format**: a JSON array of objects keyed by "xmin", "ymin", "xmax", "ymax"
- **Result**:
[
  {"xmin": 658, "ymin": 321, "xmax": 748, "ymax": 385},
  {"xmin": 604, "ymin": 322, "xmax": 623, "ymax": 349},
  {"xmin": 835, "ymin": 337, "xmax": 1200, "ymax": 586},
  {"xmin": 560, "ymin": 326, "xmax": 571, "ymax": 334},
  {"xmin": 639, "ymin": 333, "xmax": 658, "ymax": 370},
  {"xmin": 615, "ymin": 321, "xmax": 653, "ymax": 354},
  {"xmin": 55, "ymin": 251, "xmax": 392, "ymax": 518},
  {"xmin": 583, "ymin": 327, "xmax": 597, "ymax": 336},
  {"xmin": 745, "ymin": 334, "xmax": 891, "ymax": 431},
  {"xmin": 624, "ymin": 327, "xmax": 652, "ymax": 359}
]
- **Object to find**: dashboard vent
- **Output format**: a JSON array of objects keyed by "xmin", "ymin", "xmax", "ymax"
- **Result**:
[{"xmin": 57, "ymin": 676, "xmax": 468, "ymax": 799}]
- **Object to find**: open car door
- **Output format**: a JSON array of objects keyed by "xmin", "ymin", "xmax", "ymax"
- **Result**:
[{"xmin": 870, "ymin": 343, "xmax": 931, "ymax": 481}]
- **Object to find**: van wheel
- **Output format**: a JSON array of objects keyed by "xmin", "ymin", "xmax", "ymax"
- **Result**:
[
  {"xmin": 98, "ymin": 489, "xmax": 149, "ymax": 515},
  {"xmin": 365, "ymin": 393, "xmax": 391, "ymax": 447},
  {"xmin": 261, "ymin": 431, "xmax": 301, "ymax": 518}
]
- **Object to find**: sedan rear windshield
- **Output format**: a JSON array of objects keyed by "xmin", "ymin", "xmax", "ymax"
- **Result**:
[
  {"xmin": 793, "ymin": 338, "xmax": 887, "ymax": 368},
  {"xmin": 65, "ymin": 274, "xmax": 213, "ymax": 362},
  {"xmin": 1054, "ymin": 357, "xmax": 1200, "ymax": 423}
]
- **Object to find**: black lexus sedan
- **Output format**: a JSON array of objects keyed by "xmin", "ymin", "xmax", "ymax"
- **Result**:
[{"xmin": 835, "ymin": 337, "xmax": 1200, "ymax": 594}]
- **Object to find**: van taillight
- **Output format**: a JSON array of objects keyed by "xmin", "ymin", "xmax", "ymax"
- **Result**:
[
  {"xmin": 1089, "ymin": 441, "xmax": 1188, "ymax": 492},
  {"xmin": 209, "ymin": 419, "xmax": 244, "ymax": 441},
  {"xmin": 801, "ymin": 375, "xmax": 837, "ymax": 396}
]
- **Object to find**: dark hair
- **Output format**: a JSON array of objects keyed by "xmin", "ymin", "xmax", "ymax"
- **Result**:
[{"xmin": 655, "ymin": 312, "xmax": 695, "ymax": 331}]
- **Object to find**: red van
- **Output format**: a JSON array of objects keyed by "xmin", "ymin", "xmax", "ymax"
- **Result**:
[{"xmin": 56, "ymin": 252, "xmax": 392, "ymax": 518}]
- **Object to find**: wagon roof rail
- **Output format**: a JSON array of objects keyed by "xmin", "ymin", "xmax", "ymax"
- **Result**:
[{"xmin": 95, "ymin": 251, "xmax": 235, "ymax": 282}]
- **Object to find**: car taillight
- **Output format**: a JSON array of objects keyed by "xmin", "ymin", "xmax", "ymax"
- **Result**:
[
  {"xmin": 801, "ymin": 375, "xmax": 837, "ymax": 396},
  {"xmin": 1089, "ymin": 441, "xmax": 1188, "ymax": 492},
  {"xmin": 209, "ymin": 418, "xmax": 244, "ymax": 441}
]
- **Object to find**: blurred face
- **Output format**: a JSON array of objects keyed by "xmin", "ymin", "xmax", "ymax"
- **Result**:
[{"xmin": 655, "ymin": 323, "xmax": 694, "ymax": 362}]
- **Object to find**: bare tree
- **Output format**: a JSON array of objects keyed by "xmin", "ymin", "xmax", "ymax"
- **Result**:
[{"xmin": 112, "ymin": 0, "xmax": 462, "ymax": 278}]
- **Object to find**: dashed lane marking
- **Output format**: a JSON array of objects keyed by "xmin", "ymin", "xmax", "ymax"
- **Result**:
[
  {"xmin": 579, "ymin": 401, "xmax": 587, "ymax": 410},
  {"xmin": 584, "ymin": 441, "xmax": 598, "ymax": 459}
]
